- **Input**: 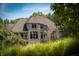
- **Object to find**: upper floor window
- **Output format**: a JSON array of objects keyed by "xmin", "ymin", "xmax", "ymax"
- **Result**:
[
  {"xmin": 40, "ymin": 24, "xmax": 48, "ymax": 30},
  {"xmin": 40, "ymin": 25, "xmax": 43, "ymax": 29},
  {"xmin": 23, "ymin": 24, "xmax": 28, "ymax": 31},
  {"xmin": 32, "ymin": 24, "xmax": 36, "ymax": 28}
]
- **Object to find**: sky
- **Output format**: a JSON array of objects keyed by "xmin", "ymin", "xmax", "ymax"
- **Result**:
[{"xmin": 0, "ymin": 3, "xmax": 52, "ymax": 20}]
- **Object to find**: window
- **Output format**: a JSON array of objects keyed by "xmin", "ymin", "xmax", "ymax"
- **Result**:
[
  {"xmin": 30, "ymin": 31, "xmax": 38, "ymax": 39},
  {"xmin": 32, "ymin": 24, "xmax": 36, "ymax": 28},
  {"xmin": 40, "ymin": 24, "xmax": 44, "ymax": 29},
  {"xmin": 21, "ymin": 33, "xmax": 23, "ymax": 37},
  {"xmin": 41, "ymin": 32, "xmax": 47, "ymax": 39},
  {"xmin": 23, "ymin": 24, "xmax": 28, "ymax": 31},
  {"xmin": 41, "ymin": 32, "xmax": 43, "ymax": 39},
  {"xmin": 40, "ymin": 24, "xmax": 48, "ymax": 30}
]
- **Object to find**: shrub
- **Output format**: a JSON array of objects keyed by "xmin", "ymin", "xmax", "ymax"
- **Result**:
[
  {"xmin": 0, "ymin": 44, "xmax": 24, "ymax": 56},
  {"xmin": 63, "ymin": 38, "xmax": 79, "ymax": 55},
  {"xmin": 48, "ymin": 38, "xmax": 79, "ymax": 56},
  {"xmin": 23, "ymin": 43, "xmax": 50, "ymax": 56},
  {"xmin": 0, "ymin": 37, "xmax": 79, "ymax": 56},
  {"xmin": 0, "ymin": 28, "xmax": 25, "ymax": 46},
  {"xmin": 23, "ymin": 37, "xmax": 79, "ymax": 56}
]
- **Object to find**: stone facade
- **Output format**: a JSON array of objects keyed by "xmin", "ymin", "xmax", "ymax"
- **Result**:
[
  {"xmin": 6, "ymin": 16, "xmax": 61, "ymax": 43},
  {"xmin": 25, "ymin": 23, "xmax": 49, "ymax": 42}
]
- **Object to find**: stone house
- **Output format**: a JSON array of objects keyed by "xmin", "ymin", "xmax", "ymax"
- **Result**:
[{"xmin": 6, "ymin": 16, "xmax": 61, "ymax": 43}]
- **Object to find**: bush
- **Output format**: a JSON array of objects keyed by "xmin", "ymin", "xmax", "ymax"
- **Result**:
[
  {"xmin": 0, "ymin": 37, "xmax": 79, "ymax": 56},
  {"xmin": 63, "ymin": 38, "xmax": 79, "ymax": 55},
  {"xmin": 48, "ymin": 38, "xmax": 79, "ymax": 56},
  {"xmin": 23, "ymin": 43, "xmax": 50, "ymax": 56},
  {"xmin": 0, "ymin": 28, "xmax": 25, "ymax": 47},
  {"xmin": 23, "ymin": 37, "xmax": 79, "ymax": 56},
  {"xmin": 0, "ymin": 44, "xmax": 24, "ymax": 56}
]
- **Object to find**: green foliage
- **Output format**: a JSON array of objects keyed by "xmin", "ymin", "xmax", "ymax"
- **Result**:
[
  {"xmin": 23, "ymin": 37, "xmax": 79, "ymax": 56},
  {"xmin": 0, "ymin": 44, "xmax": 24, "ymax": 56},
  {"xmin": 0, "ymin": 37, "xmax": 79, "ymax": 56},
  {"xmin": 10, "ymin": 20, "xmax": 17, "ymax": 24},
  {"xmin": 50, "ymin": 3, "xmax": 79, "ymax": 38},
  {"xmin": 0, "ymin": 18, "xmax": 4, "ymax": 28},
  {"xmin": 0, "ymin": 18, "xmax": 4, "ymax": 24},
  {"xmin": 23, "ymin": 43, "xmax": 50, "ymax": 56},
  {"xmin": 32, "ymin": 12, "xmax": 45, "ymax": 16},
  {"xmin": 0, "ymin": 28, "xmax": 24, "ymax": 47},
  {"xmin": 4, "ymin": 19, "xmax": 9, "ymax": 24},
  {"xmin": 46, "ymin": 13, "xmax": 62, "ymax": 26}
]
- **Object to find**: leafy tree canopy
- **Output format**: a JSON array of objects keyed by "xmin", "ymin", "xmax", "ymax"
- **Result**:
[
  {"xmin": 50, "ymin": 3, "xmax": 79, "ymax": 38},
  {"xmin": 0, "ymin": 18, "xmax": 4, "ymax": 28},
  {"xmin": 32, "ymin": 12, "xmax": 45, "ymax": 16},
  {"xmin": 10, "ymin": 20, "xmax": 17, "ymax": 24}
]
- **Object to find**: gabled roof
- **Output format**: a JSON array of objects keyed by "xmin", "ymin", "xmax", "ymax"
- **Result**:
[
  {"xmin": 27, "ymin": 16, "xmax": 57, "ymax": 32},
  {"xmin": 12, "ymin": 18, "xmax": 27, "ymax": 33},
  {"xmin": 6, "ymin": 24, "xmax": 14, "ymax": 30},
  {"xmin": 11, "ymin": 16, "xmax": 58, "ymax": 33}
]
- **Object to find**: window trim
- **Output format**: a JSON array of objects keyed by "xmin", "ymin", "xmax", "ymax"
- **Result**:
[
  {"xmin": 32, "ymin": 24, "xmax": 37, "ymax": 29},
  {"xmin": 30, "ymin": 31, "xmax": 38, "ymax": 39}
]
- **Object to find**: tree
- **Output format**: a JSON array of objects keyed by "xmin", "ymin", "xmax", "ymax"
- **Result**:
[
  {"xmin": 32, "ymin": 12, "xmax": 45, "ymax": 16},
  {"xmin": 4, "ymin": 19, "xmax": 9, "ymax": 24},
  {"xmin": 0, "ymin": 18, "xmax": 4, "ymax": 27},
  {"xmin": 46, "ymin": 13, "xmax": 52, "ymax": 20},
  {"xmin": 10, "ymin": 20, "xmax": 17, "ymax": 24},
  {"xmin": 0, "ymin": 18, "xmax": 4, "ymax": 24},
  {"xmin": 50, "ymin": 3, "xmax": 79, "ymax": 38},
  {"xmin": 46, "ymin": 13, "xmax": 62, "ymax": 26}
]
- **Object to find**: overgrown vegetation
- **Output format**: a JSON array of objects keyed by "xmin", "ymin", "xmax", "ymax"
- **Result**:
[
  {"xmin": 0, "ymin": 37, "xmax": 79, "ymax": 56},
  {"xmin": 50, "ymin": 3, "xmax": 79, "ymax": 38},
  {"xmin": 0, "ymin": 3, "xmax": 79, "ymax": 56}
]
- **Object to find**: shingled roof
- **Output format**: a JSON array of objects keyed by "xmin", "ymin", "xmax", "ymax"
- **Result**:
[
  {"xmin": 27, "ymin": 16, "xmax": 57, "ymax": 32},
  {"xmin": 12, "ymin": 18, "xmax": 27, "ymax": 33},
  {"xmin": 11, "ymin": 16, "xmax": 58, "ymax": 33},
  {"xmin": 6, "ymin": 24, "xmax": 14, "ymax": 30}
]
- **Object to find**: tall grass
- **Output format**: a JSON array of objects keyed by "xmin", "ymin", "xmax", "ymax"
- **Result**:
[
  {"xmin": 0, "ymin": 44, "xmax": 24, "ymax": 56},
  {"xmin": 0, "ymin": 37, "xmax": 79, "ymax": 56}
]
